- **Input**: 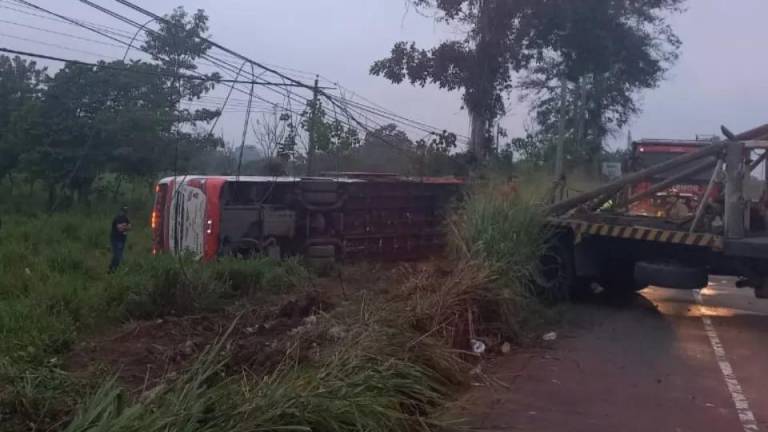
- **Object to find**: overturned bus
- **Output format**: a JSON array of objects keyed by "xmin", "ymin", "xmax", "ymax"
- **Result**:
[{"xmin": 151, "ymin": 174, "xmax": 463, "ymax": 264}]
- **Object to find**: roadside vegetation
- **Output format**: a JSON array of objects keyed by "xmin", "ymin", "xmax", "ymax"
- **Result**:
[{"xmin": 0, "ymin": 176, "xmax": 555, "ymax": 432}]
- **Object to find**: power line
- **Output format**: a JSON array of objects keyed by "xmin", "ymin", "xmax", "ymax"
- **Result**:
[
  {"xmin": 16, "ymin": 0, "xmax": 463, "ymax": 157},
  {"xmin": 106, "ymin": 0, "xmax": 468, "ymax": 148},
  {"xmin": 104, "ymin": 0, "xmax": 415, "ymax": 156},
  {"xmin": 0, "ymin": 18, "xmax": 129, "ymax": 49},
  {"xmin": 71, "ymin": 0, "xmax": 316, "ymax": 116},
  {"xmin": 0, "ymin": 47, "xmax": 332, "ymax": 86},
  {"xmin": 0, "ymin": 0, "xmax": 137, "ymax": 39},
  {"xmin": 0, "ymin": 33, "xmax": 122, "ymax": 60}
]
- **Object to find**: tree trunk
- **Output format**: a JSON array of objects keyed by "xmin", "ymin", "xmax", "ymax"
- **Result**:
[{"xmin": 470, "ymin": 111, "xmax": 488, "ymax": 163}]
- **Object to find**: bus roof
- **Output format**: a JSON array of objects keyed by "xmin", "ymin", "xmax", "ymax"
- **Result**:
[{"xmin": 156, "ymin": 175, "xmax": 464, "ymax": 185}]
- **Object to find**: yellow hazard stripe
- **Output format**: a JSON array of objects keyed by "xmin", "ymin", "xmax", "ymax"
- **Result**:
[{"xmin": 553, "ymin": 219, "xmax": 724, "ymax": 250}]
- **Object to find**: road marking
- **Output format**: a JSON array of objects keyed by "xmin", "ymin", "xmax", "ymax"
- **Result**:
[{"xmin": 694, "ymin": 289, "xmax": 760, "ymax": 432}]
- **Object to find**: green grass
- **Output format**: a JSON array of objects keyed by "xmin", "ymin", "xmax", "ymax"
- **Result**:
[
  {"xmin": 0, "ymin": 202, "xmax": 304, "ymax": 429},
  {"xmin": 449, "ymin": 178, "xmax": 555, "ymax": 342}
]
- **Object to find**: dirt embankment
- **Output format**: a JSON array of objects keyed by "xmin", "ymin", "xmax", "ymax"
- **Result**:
[{"xmin": 67, "ymin": 290, "xmax": 333, "ymax": 391}]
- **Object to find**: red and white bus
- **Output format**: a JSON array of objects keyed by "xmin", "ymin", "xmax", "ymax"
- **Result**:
[{"xmin": 151, "ymin": 174, "xmax": 463, "ymax": 262}]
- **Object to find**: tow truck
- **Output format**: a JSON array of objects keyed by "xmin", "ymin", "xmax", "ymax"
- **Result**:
[{"xmin": 541, "ymin": 124, "xmax": 768, "ymax": 299}]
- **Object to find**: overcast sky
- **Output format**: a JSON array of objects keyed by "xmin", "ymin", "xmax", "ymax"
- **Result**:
[{"xmin": 2, "ymin": 0, "xmax": 767, "ymax": 150}]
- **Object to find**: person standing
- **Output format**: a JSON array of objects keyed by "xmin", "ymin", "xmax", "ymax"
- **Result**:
[{"xmin": 109, "ymin": 205, "xmax": 131, "ymax": 273}]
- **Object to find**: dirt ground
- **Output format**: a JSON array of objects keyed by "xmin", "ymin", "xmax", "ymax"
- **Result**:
[
  {"xmin": 66, "ymin": 289, "xmax": 334, "ymax": 391},
  {"xmin": 65, "ymin": 262, "xmax": 406, "ymax": 391}
]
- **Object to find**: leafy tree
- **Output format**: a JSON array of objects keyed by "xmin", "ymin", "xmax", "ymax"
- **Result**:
[
  {"xmin": 348, "ymin": 124, "xmax": 416, "ymax": 173},
  {"xmin": 412, "ymin": 131, "xmax": 462, "ymax": 176},
  {"xmin": 141, "ymin": 7, "xmax": 221, "ymax": 125},
  {"xmin": 0, "ymin": 55, "xmax": 46, "ymax": 187},
  {"xmin": 16, "ymin": 61, "xmax": 170, "ymax": 205},
  {"xmin": 302, "ymin": 98, "xmax": 361, "ymax": 174},
  {"xmin": 372, "ymin": 0, "xmax": 683, "ymax": 164},
  {"xmin": 520, "ymin": 0, "xmax": 683, "ymax": 167}
]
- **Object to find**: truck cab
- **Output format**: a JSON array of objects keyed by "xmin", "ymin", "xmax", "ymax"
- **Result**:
[{"xmin": 626, "ymin": 139, "xmax": 720, "ymax": 220}]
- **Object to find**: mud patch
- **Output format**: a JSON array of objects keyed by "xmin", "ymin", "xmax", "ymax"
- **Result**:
[{"xmin": 67, "ymin": 291, "xmax": 332, "ymax": 391}]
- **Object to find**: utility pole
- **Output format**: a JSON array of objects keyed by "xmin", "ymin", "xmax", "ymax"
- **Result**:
[
  {"xmin": 306, "ymin": 76, "xmax": 320, "ymax": 177},
  {"xmin": 553, "ymin": 78, "xmax": 568, "ymax": 202}
]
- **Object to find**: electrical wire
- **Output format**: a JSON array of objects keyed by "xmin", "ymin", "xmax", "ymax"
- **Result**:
[
  {"xmin": 236, "ymin": 64, "xmax": 256, "ymax": 179},
  {"xmin": 0, "ymin": 33, "xmax": 122, "ymax": 60},
  {"xmin": 0, "ymin": 47, "xmax": 323, "ymax": 86},
  {"xmin": 0, "ymin": 18, "xmax": 130, "ymax": 49}
]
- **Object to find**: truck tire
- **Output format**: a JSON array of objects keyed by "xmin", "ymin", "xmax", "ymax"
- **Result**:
[
  {"xmin": 634, "ymin": 261, "xmax": 708, "ymax": 290},
  {"xmin": 600, "ymin": 260, "xmax": 646, "ymax": 295},
  {"xmin": 535, "ymin": 239, "xmax": 575, "ymax": 303}
]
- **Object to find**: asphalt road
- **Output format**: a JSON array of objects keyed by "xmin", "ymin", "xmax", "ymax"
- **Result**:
[{"xmin": 454, "ymin": 278, "xmax": 768, "ymax": 432}]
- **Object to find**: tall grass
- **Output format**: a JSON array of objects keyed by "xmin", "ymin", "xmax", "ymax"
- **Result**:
[
  {"xmin": 64, "ymin": 305, "xmax": 460, "ymax": 432},
  {"xmin": 0, "ymin": 207, "xmax": 303, "ymax": 429},
  {"xmin": 449, "ymin": 178, "xmax": 552, "ymax": 341}
]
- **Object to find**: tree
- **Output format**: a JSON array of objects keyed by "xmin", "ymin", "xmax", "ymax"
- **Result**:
[
  {"xmin": 372, "ymin": 1, "xmax": 527, "ymax": 160},
  {"xmin": 16, "ymin": 61, "xmax": 171, "ymax": 205},
  {"xmin": 372, "ymin": 0, "xmax": 683, "ymax": 164},
  {"xmin": 141, "ymin": 7, "xmax": 220, "ymax": 125},
  {"xmin": 138, "ymin": 6, "xmax": 222, "ymax": 177},
  {"xmin": 302, "ymin": 98, "xmax": 361, "ymax": 174},
  {"xmin": 520, "ymin": 0, "xmax": 683, "ymax": 168},
  {"xmin": 0, "ymin": 55, "xmax": 46, "ymax": 188},
  {"xmin": 350, "ymin": 124, "xmax": 415, "ymax": 173}
]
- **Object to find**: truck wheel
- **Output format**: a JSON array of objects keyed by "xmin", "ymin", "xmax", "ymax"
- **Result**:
[
  {"xmin": 535, "ymin": 240, "xmax": 575, "ymax": 303},
  {"xmin": 634, "ymin": 261, "xmax": 707, "ymax": 290},
  {"xmin": 600, "ymin": 260, "xmax": 645, "ymax": 295}
]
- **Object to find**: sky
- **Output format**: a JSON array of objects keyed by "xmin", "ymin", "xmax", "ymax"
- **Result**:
[{"xmin": 1, "ymin": 0, "xmax": 767, "ymax": 151}]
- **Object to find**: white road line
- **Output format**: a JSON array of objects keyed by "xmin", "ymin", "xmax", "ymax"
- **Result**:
[{"xmin": 694, "ymin": 289, "xmax": 760, "ymax": 432}]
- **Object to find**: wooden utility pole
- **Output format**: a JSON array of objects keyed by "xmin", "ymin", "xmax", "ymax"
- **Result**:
[
  {"xmin": 306, "ymin": 76, "xmax": 320, "ymax": 177},
  {"xmin": 553, "ymin": 79, "xmax": 568, "ymax": 202}
]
